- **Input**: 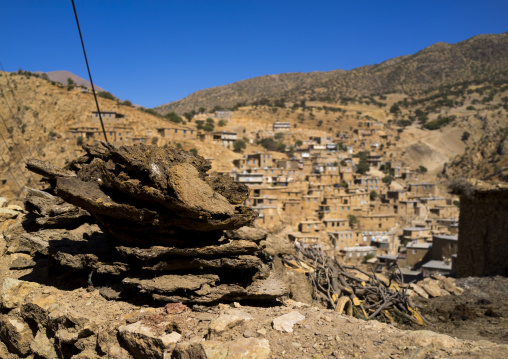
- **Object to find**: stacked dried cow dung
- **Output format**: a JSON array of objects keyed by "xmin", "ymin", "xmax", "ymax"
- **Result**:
[{"xmin": 6, "ymin": 142, "xmax": 288, "ymax": 304}]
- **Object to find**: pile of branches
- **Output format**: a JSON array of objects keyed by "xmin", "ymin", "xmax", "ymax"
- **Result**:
[{"xmin": 283, "ymin": 245, "xmax": 427, "ymax": 325}]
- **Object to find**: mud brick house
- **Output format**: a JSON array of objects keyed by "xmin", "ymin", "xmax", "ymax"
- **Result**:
[
  {"xmin": 431, "ymin": 234, "xmax": 458, "ymax": 260},
  {"xmin": 455, "ymin": 183, "xmax": 508, "ymax": 277},
  {"xmin": 405, "ymin": 242, "xmax": 432, "ymax": 268},
  {"xmin": 91, "ymin": 111, "xmax": 124, "ymax": 123},
  {"xmin": 288, "ymin": 232, "xmax": 321, "ymax": 246},
  {"xmin": 329, "ymin": 231, "xmax": 362, "ymax": 249},
  {"xmin": 407, "ymin": 182, "xmax": 437, "ymax": 197},
  {"xmin": 157, "ymin": 127, "xmax": 196, "ymax": 140},
  {"xmin": 323, "ymin": 218, "xmax": 349, "ymax": 231},
  {"xmin": 339, "ymin": 246, "xmax": 378, "ymax": 266},
  {"xmin": 401, "ymin": 227, "xmax": 432, "ymax": 243},
  {"xmin": 212, "ymin": 131, "xmax": 237, "ymax": 149},
  {"xmin": 356, "ymin": 214, "xmax": 396, "ymax": 231},
  {"xmin": 273, "ymin": 122, "xmax": 291, "ymax": 132},
  {"xmin": 421, "ymin": 259, "xmax": 452, "ymax": 277}
]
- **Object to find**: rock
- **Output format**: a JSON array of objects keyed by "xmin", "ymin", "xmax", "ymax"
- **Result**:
[
  {"xmin": 174, "ymin": 338, "xmax": 270, "ymax": 359},
  {"xmin": 272, "ymin": 311, "xmax": 305, "ymax": 333},
  {"xmin": 30, "ymin": 329, "xmax": 58, "ymax": 359},
  {"xmin": 401, "ymin": 330, "xmax": 458, "ymax": 349},
  {"xmin": 116, "ymin": 240, "xmax": 260, "ymax": 261},
  {"xmin": 0, "ymin": 278, "xmax": 40, "ymax": 309},
  {"xmin": 224, "ymin": 225, "xmax": 269, "ymax": 243},
  {"xmin": 433, "ymin": 276, "xmax": 464, "ymax": 295},
  {"xmin": 209, "ymin": 311, "xmax": 254, "ymax": 337},
  {"xmin": 409, "ymin": 283, "xmax": 429, "ymax": 299},
  {"xmin": 223, "ymin": 337, "xmax": 270, "ymax": 359},
  {"xmin": 0, "ymin": 208, "xmax": 19, "ymax": 220},
  {"xmin": 119, "ymin": 321, "xmax": 181, "ymax": 359},
  {"xmin": 419, "ymin": 279, "xmax": 444, "ymax": 298},
  {"xmin": 0, "ymin": 316, "xmax": 34, "ymax": 356},
  {"xmin": 9, "ymin": 253, "xmax": 36, "ymax": 269},
  {"xmin": 0, "ymin": 197, "xmax": 8, "ymax": 208}
]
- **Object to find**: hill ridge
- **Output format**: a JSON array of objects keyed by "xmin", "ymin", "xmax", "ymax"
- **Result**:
[{"xmin": 155, "ymin": 32, "xmax": 508, "ymax": 115}]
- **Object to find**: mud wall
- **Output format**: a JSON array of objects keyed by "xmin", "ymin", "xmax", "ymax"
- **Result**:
[{"xmin": 457, "ymin": 188, "xmax": 508, "ymax": 277}]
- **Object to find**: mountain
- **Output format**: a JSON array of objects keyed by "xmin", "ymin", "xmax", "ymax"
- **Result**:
[
  {"xmin": 155, "ymin": 32, "xmax": 508, "ymax": 115},
  {"xmin": 34, "ymin": 70, "xmax": 106, "ymax": 92}
]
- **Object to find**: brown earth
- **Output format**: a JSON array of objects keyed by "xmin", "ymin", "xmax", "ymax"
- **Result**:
[{"xmin": 407, "ymin": 276, "xmax": 508, "ymax": 345}]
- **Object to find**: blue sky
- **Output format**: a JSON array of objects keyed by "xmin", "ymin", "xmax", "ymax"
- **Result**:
[{"xmin": 1, "ymin": 1, "xmax": 507, "ymax": 108}]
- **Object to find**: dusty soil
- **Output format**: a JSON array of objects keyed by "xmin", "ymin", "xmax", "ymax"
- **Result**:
[{"xmin": 406, "ymin": 276, "xmax": 508, "ymax": 344}]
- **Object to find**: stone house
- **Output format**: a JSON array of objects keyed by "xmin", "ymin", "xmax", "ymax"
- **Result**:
[
  {"xmin": 405, "ymin": 242, "xmax": 432, "ymax": 268},
  {"xmin": 356, "ymin": 214, "xmax": 396, "ymax": 231},
  {"xmin": 431, "ymin": 234, "xmax": 458, "ymax": 260},
  {"xmin": 339, "ymin": 246, "xmax": 378, "ymax": 266}
]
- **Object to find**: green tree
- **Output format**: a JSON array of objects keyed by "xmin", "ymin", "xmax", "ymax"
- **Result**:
[
  {"xmin": 348, "ymin": 214, "xmax": 357, "ymax": 228},
  {"xmin": 390, "ymin": 103, "xmax": 400, "ymax": 114},
  {"xmin": 77, "ymin": 136, "xmax": 84, "ymax": 146},
  {"xmin": 218, "ymin": 119, "xmax": 227, "ymax": 127},
  {"xmin": 295, "ymin": 140, "xmax": 303, "ymax": 147},
  {"xmin": 355, "ymin": 151, "xmax": 370, "ymax": 174},
  {"xmin": 382, "ymin": 175, "xmax": 394, "ymax": 185},
  {"xmin": 151, "ymin": 136, "xmax": 159, "ymax": 145},
  {"xmin": 203, "ymin": 123, "xmax": 214, "ymax": 132},
  {"xmin": 461, "ymin": 131, "xmax": 470, "ymax": 141},
  {"xmin": 370, "ymin": 190, "xmax": 378, "ymax": 201},
  {"xmin": 274, "ymin": 132, "xmax": 284, "ymax": 140},
  {"xmin": 122, "ymin": 100, "xmax": 133, "ymax": 106},
  {"xmin": 165, "ymin": 112, "xmax": 183, "ymax": 124},
  {"xmin": 233, "ymin": 139, "xmax": 246, "ymax": 152},
  {"xmin": 189, "ymin": 148, "xmax": 198, "ymax": 155}
]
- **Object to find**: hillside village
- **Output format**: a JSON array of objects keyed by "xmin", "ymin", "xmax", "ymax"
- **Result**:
[{"xmin": 2, "ymin": 68, "xmax": 508, "ymax": 285}]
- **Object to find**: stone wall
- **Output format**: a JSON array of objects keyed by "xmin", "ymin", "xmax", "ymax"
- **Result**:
[{"xmin": 457, "ymin": 187, "xmax": 508, "ymax": 277}]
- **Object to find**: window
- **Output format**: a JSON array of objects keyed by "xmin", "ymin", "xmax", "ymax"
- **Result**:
[{"xmin": 412, "ymin": 250, "xmax": 417, "ymax": 254}]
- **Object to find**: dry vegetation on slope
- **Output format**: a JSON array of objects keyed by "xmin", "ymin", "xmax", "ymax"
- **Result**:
[{"xmin": 156, "ymin": 32, "xmax": 508, "ymax": 115}]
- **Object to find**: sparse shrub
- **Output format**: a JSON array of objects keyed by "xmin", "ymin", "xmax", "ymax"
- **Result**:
[{"xmin": 98, "ymin": 91, "xmax": 115, "ymax": 100}]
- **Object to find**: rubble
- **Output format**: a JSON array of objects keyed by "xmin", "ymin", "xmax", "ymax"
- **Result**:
[
  {"xmin": 0, "ymin": 278, "xmax": 506, "ymax": 359},
  {"xmin": 4, "ymin": 142, "xmax": 289, "ymax": 304}
]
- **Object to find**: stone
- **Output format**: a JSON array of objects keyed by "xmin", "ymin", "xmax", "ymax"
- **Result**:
[
  {"xmin": 0, "ymin": 197, "xmax": 8, "ymax": 208},
  {"xmin": 119, "ymin": 321, "xmax": 181, "ymax": 359},
  {"xmin": 0, "ymin": 278, "xmax": 40, "ymax": 309},
  {"xmin": 409, "ymin": 283, "xmax": 429, "ymax": 299},
  {"xmin": 433, "ymin": 276, "xmax": 464, "ymax": 295},
  {"xmin": 419, "ymin": 279, "xmax": 443, "ymax": 298},
  {"xmin": 174, "ymin": 338, "xmax": 271, "ymax": 359},
  {"xmin": 209, "ymin": 311, "xmax": 254, "ymax": 337},
  {"xmin": 224, "ymin": 338, "xmax": 270, "ymax": 359},
  {"xmin": 0, "ymin": 316, "xmax": 34, "ymax": 356},
  {"xmin": 0, "ymin": 208, "xmax": 19, "ymax": 220},
  {"xmin": 116, "ymin": 240, "xmax": 259, "ymax": 261},
  {"xmin": 9, "ymin": 253, "xmax": 36, "ymax": 270},
  {"xmin": 30, "ymin": 330, "xmax": 58, "ymax": 359},
  {"xmin": 272, "ymin": 311, "xmax": 305, "ymax": 333}
]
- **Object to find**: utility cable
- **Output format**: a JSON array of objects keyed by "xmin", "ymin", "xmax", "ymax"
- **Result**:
[{"xmin": 71, "ymin": 0, "xmax": 108, "ymax": 142}]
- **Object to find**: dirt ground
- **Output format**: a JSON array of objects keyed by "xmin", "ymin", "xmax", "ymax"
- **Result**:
[{"xmin": 405, "ymin": 276, "xmax": 508, "ymax": 344}]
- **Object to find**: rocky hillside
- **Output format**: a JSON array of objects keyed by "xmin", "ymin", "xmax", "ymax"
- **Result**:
[{"xmin": 156, "ymin": 32, "xmax": 508, "ymax": 115}]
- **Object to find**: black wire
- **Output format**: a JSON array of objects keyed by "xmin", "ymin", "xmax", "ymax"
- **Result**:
[{"xmin": 70, "ymin": 0, "xmax": 108, "ymax": 143}]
